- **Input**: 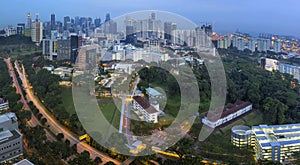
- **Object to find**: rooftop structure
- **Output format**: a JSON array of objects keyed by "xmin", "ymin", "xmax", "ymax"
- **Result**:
[
  {"xmin": 231, "ymin": 125, "xmax": 252, "ymax": 148},
  {"xmin": 252, "ymin": 123, "xmax": 300, "ymax": 163},
  {"xmin": 145, "ymin": 87, "xmax": 165, "ymax": 99},
  {"xmin": 0, "ymin": 113, "xmax": 23, "ymax": 162}
]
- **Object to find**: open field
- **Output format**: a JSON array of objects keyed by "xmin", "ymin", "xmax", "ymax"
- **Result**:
[{"xmin": 61, "ymin": 86, "xmax": 121, "ymax": 129}]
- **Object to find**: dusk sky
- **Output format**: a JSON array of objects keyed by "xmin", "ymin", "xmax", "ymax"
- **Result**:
[{"xmin": 1, "ymin": 0, "xmax": 300, "ymax": 37}]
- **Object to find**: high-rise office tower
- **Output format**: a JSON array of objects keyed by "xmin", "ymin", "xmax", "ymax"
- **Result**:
[
  {"xmin": 26, "ymin": 13, "xmax": 32, "ymax": 29},
  {"xmin": 164, "ymin": 22, "xmax": 177, "ymax": 42},
  {"xmin": 105, "ymin": 13, "xmax": 111, "ymax": 23},
  {"xmin": 31, "ymin": 13, "xmax": 43, "ymax": 44},
  {"xmin": 75, "ymin": 16, "xmax": 80, "ymax": 26},
  {"xmin": 94, "ymin": 18, "xmax": 101, "ymax": 28},
  {"xmin": 31, "ymin": 21, "xmax": 43, "ymax": 44},
  {"xmin": 126, "ymin": 25, "xmax": 136, "ymax": 43},
  {"xmin": 64, "ymin": 16, "xmax": 71, "ymax": 29},
  {"xmin": 35, "ymin": 13, "xmax": 39, "ymax": 22},
  {"xmin": 51, "ymin": 14, "xmax": 56, "ymax": 30},
  {"xmin": 151, "ymin": 13, "xmax": 156, "ymax": 20}
]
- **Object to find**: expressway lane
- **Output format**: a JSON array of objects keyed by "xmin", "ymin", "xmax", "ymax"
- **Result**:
[
  {"xmin": 4, "ymin": 58, "xmax": 40, "ymax": 127},
  {"xmin": 15, "ymin": 62, "xmax": 121, "ymax": 164}
]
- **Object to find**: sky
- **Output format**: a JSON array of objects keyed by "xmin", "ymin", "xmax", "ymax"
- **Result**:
[{"xmin": 1, "ymin": 0, "xmax": 300, "ymax": 37}]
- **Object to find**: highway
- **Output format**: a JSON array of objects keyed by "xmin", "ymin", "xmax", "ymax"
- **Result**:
[
  {"xmin": 4, "ymin": 58, "xmax": 40, "ymax": 127},
  {"xmin": 15, "ymin": 62, "xmax": 121, "ymax": 165}
]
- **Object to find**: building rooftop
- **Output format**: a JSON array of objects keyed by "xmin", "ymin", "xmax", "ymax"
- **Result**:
[
  {"xmin": 133, "ymin": 96, "xmax": 159, "ymax": 114},
  {"xmin": 14, "ymin": 159, "xmax": 34, "ymax": 165},
  {"xmin": 146, "ymin": 87, "xmax": 163, "ymax": 97},
  {"xmin": 206, "ymin": 100, "xmax": 252, "ymax": 121},
  {"xmin": 0, "ymin": 129, "xmax": 21, "ymax": 146},
  {"xmin": 0, "ymin": 112, "xmax": 17, "ymax": 124},
  {"xmin": 252, "ymin": 123, "xmax": 300, "ymax": 148},
  {"xmin": 280, "ymin": 63, "xmax": 300, "ymax": 69}
]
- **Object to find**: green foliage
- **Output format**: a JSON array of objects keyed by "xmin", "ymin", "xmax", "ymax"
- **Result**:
[
  {"xmin": 0, "ymin": 35, "xmax": 33, "ymax": 45},
  {"xmin": 68, "ymin": 151, "xmax": 96, "ymax": 165},
  {"xmin": 223, "ymin": 54, "xmax": 300, "ymax": 124},
  {"xmin": 21, "ymin": 55, "xmax": 84, "ymax": 134}
]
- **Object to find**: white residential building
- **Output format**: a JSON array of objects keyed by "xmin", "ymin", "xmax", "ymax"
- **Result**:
[
  {"xmin": 132, "ymin": 96, "xmax": 159, "ymax": 123},
  {"xmin": 202, "ymin": 101, "xmax": 252, "ymax": 128}
]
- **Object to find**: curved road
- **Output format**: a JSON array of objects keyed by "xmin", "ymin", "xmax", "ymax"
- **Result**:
[{"xmin": 15, "ymin": 62, "xmax": 121, "ymax": 165}]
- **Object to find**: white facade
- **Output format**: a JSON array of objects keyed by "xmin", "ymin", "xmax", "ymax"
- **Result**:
[
  {"xmin": 114, "ymin": 63, "xmax": 133, "ymax": 74},
  {"xmin": 31, "ymin": 21, "xmax": 43, "ymax": 44},
  {"xmin": 0, "ymin": 98, "xmax": 9, "ymax": 111},
  {"xmin": 252, "ymin": 124, "xmax": 300, "ymax": 163},
  {"xmin": 0, "ymin": 113, "xmax": 23, "ymax": 162},
  {"xmin": 133, "ymin": 96, "xmax": 159, "ymax": 123},
  {"xmin": 202, "ymin": 102, "xmax": 252, "ymax": 128}
]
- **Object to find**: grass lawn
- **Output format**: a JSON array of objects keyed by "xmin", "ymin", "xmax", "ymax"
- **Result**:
[
  {"xmin": 98, "ymin": 101, "xmax": 121, "ymax": 129},
  {"xmin": 61, "ymin": 86, "xmax": 76, "ymax": 116},
  {"xmin": 61, "ymin": 86, "xmax": 121, "ymax": 129},
  {"xmin": 220, "ymin": 110, "xmax": 264, "ymax": 133},
  {"xmin": 194, "ymin": 110, "xmax": 264, "ymax": 164}
]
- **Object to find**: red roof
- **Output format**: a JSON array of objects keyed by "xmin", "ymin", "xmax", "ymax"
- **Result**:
[
  {"xmin": 206, "ymin": 100, "xmax": 252, "ymax": 121},
  {"xmin": 133, "ymin": 96, "xmax": 159, "ymax": 114}
]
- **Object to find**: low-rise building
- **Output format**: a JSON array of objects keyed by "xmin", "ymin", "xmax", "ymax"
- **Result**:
[
  {"xmin": 232, "ymin": 123, "xmax": 300, "ymax": 163},
  {"xmin": 0, "ymin": 98, "xmax": 9, "ymax": 111},
  {"xmin": 202, "ymin": 100, "xmax": 253, "ymax": 128},
  {"xmin": 279, "ymin": 63, "xmax": 300, "ymax": 81},
  {"xmin": 260, "ymin": 58, "xmax": 279, "ymax": 72},
  {"xmin": 252, "ymin": 124, "xmax": 300, "ymax": 163},
  {"xmin": 0, "ymin": 113, "xmax": 23, "ymax": 162},
  {"xmin": 145, "ymin": 87, "xmax": 165, "ymax": 99},
  {"xmin": 231, "ymin": 125, "xmax": 252, "ymax": 148},
  {"xmin": 132, "ymin": 96, "xmax": 159, "ymax": 123}
]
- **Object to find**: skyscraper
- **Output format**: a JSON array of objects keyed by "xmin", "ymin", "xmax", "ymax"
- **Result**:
[
  {"xmin": 51, "ymin": 14, "xmax": 56, "ymax": 30},
  {"xmin": 94, "ymin": 18, "xmax": 101, "ymax": 28},
  {"xmin": 105, "ymin": 13, "xmax": 111, "ymax": 23},
  {"xmin": 164, "ymin": 22, "xmax": 177, "ymax": 42},
  {"xmin": 31, "ymin": 13, "xmax": 43, "ymax": 44},
  {"xmin": 26, "ymin": 13, "xmax": 32, "ymax": 29},
  {"xmin": 64, "ymin": 16, "xmax": 71, "ymax": 30},
  {"xmin": 151, "ymin": 13, "xmax": 156, "ymax": 20}
]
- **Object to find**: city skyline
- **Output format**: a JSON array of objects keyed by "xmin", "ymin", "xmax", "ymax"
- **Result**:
[{"xmin": 1, "ymin": 0, "xmax": 300, "ymax": 37}]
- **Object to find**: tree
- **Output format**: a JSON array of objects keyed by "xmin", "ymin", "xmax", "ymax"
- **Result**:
[
  {"xmin": 168, "ymin": 138, "xmax": 194, "ymax": 160},
  {"xmin": 104, "ymin": 161, "xmax": 116, "ymax": 165},
  {"xmin": 17, "ymin": 110, "xmax": 32, "ymax": 121},
  {"xmin": 57, "ymin": 133, "xmax": 64, "ymax": 141},
  {"xmin": 41, "ymin": 118, "xmax": 47, "ymax": 125},
  {"xmin": 94, "ymin": 157, "xmax": 103, "ymax": 164}
]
